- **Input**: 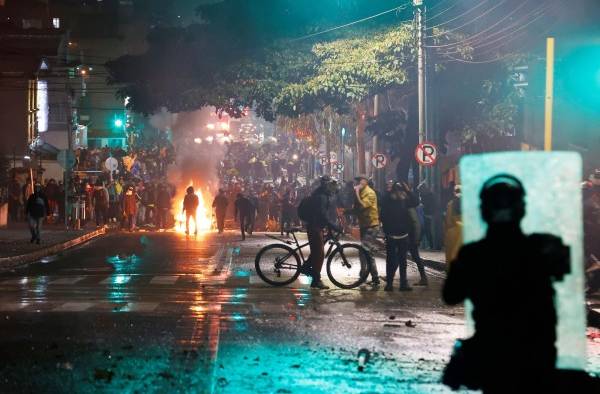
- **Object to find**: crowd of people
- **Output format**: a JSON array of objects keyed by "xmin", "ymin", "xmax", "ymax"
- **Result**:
[{"xmin": 6, "ymin": 141, "xmax": 178, "ymax": 241}]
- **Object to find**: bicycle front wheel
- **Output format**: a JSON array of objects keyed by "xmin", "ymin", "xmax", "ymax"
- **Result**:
[
  {"xmin": 255, "ymin": 244, "xmax": 301, "ymax": 286},
  {"xmin": 326, "ymin": 243, "xmax": 370, "ymax": 289}
]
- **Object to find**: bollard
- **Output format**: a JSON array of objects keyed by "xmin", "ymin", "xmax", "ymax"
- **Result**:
[{"xmin": 357, "ymin": 348, "xmax": 370, "ymax": 372}]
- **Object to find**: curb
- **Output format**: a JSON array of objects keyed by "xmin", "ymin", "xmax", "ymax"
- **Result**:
[{"xmin": 0, "ymin": 227, "xmax": 106, "ymax": 272}]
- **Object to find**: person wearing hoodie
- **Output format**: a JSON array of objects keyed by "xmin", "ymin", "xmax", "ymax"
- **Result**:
[{"xmin": 25, "ymin": 184, "xmax": 49, "ymax": 244}]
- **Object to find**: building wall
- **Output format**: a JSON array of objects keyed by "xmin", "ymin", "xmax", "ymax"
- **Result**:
[{"xmin": 0, "ymin": 83, "xmax": 30, "ymax": 156}]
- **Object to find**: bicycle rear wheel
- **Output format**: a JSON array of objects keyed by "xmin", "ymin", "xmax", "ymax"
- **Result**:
[
  {"xmin": 255, "ymin": 244, "xmax": 301, "ymax": 286},
  {"xmin": 326, "ymin": 243, "xmax": 370, "ymax": 289}
]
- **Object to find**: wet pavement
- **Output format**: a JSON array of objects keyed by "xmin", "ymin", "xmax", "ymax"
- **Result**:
[{"xmin": 0, "ymin": 231, "xmax": 598, "ymax": 393}]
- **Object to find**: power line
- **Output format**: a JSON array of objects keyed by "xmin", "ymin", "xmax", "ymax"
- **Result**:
[
  {"xmin": 289, "ymin": 3, "xmax": 411, "ymax": 42},
  {"xmin": 425, "ymin": 0, "xmax": 531, "ymax": 48},
  {"xmin": 427, "ymin": 0, "xmax": 509, "ymax": 39},
  {"xmin": 426, "ymin": 1, "xmax": 457, "ymax": 22},
  {"xmin": 440, "ymin": 7, "xmax": 548, "ymax": 55},
  {"xmin": 426, "ymin": 0, "xmax": 491, "ymax": 30}
]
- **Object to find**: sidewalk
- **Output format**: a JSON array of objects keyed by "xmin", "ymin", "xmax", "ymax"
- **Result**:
[{"xmin": 0, "ymin": 223, "xmax": 105, "ymax": 271}]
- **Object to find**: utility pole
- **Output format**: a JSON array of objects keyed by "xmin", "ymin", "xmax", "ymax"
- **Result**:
[
  {"xmin": 544, "ymin": 37, "xmax": 555, "ymax": 151},
  {"xmin": 65, "ymin": 83, "xmax": 73, "ymax": 229},
  {"xmin": 414, "ymin": 0, "xmax": 427, "ymax": 184}
]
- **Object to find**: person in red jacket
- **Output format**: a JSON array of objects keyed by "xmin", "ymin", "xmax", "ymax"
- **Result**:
[{"xmin": 121, "ymin": 185, "xmax": 139, "ymax": 232}]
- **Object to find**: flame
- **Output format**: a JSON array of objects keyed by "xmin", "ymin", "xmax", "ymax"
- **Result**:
[{"xmin": 175, "ymin": 183, "xmax": 213, "ymax": 234}]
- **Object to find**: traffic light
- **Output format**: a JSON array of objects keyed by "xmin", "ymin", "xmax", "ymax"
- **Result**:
[{"xmin": 114, "ymin": 117, "xmax": 124, "ymax": 128}]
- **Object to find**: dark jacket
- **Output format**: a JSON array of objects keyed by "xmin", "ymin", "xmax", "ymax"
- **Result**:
[
  {"xmin": 156, "ymin": 187, "xmax": 171, "ymax": 209},
  {"xmin": 380, "ymin": 193, "xmax": 417, "ymax": 237},
  {"xmin": 25, "ymin": 192, "xmax": 49, "ymax": 218},
  {"xmin": 183, "ymin": 193, "xmax": 199, "ymax": 212},
  {"xmin": 212, "ymin": 194, "xmax": 228, "ymax": 213},
  {"xmin": 234, "ymin": 195, "xmax": 253, "ymax": 218},
  {"xmin": 443, "ymin": 230, "xmax": 570, "ymax": 369},
  {"xmin": 306, "ymin": 187, "xmax": 338, "ymax": 230}
]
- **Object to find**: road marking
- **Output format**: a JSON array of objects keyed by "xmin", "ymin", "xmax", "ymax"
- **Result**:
[
  {"xmin": 149, "ymin": 275, "xmax": 179, "ymax": 285},
  {"xmin": 122, "ymin": 302, "xmax": 159, "ymax": 312},
  {"xmin": 100, "ymin": 275, "xmax": 131, "ymax": 285},
  {"xmin": 0, "ymin": 302, "xmax": 30, "ymax": 311},
  {"xmin": 0, "ymin": 277, "xmax": 29, "ymax": 285},
  {"xmin": 53, "ymin": 302, "xmax": 95, "ymax": 312},
  {"xmin": 49, "ymin": 276, "xmax": 86, "ymax": 285}
]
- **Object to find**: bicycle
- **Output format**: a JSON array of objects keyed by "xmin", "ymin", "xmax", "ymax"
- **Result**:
[{"xmin": 254, "ymin": 227, "xmax": 373, "ymax": 289}]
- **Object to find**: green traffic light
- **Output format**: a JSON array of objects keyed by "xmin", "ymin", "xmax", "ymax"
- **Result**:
[{"xmin": 114, "ymin": 118, "xmax": 124, "ymax": 128}]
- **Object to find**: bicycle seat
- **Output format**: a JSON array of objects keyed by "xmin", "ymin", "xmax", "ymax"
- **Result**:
[{"xmin": 286, "ymin": 226, "xmax": 304, "ymax": 233}]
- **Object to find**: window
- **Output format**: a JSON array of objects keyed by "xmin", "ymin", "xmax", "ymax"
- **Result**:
[{"xmin": 52, "ymin": 18, "xmax": 60, "ymax": 29}]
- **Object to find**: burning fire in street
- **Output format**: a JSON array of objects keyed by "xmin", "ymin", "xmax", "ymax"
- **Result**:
[{"xmin": 174, "ymin": 183, "xmax": 213, "ymax": 234}]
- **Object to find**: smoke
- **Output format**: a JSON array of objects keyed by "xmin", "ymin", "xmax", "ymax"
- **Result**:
[{"xmin": 152, "ymin": 106, "xmax": 226, "ymax": 195}]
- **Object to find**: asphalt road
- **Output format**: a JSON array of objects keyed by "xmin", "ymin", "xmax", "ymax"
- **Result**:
[{"xmin": 0, "ymin": 231, "xmax": 598, "ymax": 393}]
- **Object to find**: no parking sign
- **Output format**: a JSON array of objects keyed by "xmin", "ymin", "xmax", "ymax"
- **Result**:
[
  {"xmin": 415, "ymin": 142, "xmax": 438, "ymax": 166},
  {"xmin": 371, "ymin": 153, "xmax": 387, "ymax": 169}
]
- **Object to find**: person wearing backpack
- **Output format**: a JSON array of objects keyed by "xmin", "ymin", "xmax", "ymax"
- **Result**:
[
  {"xmin": 182, "ymin": 186, "xmax": 199, "ymax": 235},
  {"xmin": 298, "ymin": 176, "xmax": 341, "ymax": 290},
  {"xmin": 380, "ymin": 182, "xmax": 420, "ymax": 291},
  {"xmin": 25, "ymin": 184, "xmax": 49, "ymax": 244}
]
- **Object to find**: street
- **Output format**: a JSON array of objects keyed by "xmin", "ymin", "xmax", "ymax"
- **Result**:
[{"xmin": 0, "ymin": 231, "xmax": 468, "ymax": 393}]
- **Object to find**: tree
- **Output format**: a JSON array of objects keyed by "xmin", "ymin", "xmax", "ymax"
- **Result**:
[{"xmin": 106, "ymin": 1, "xmax": 413, "ymax": 116}]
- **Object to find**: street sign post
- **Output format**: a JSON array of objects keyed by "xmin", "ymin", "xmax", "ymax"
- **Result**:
[
  {"xmin": 329, "ymin": 151, "xmax": 338, "ymax": 163},
  {"xmin": 105, "ymin": 157, "xmax": 119, "ymax": 181},
  {"xmin": 371, "ymin": 153, "xmax": 387, "ymax": 169},
  {"xmin": 415, "ymin": 142, "xmax": 438, "ymax": 166}
]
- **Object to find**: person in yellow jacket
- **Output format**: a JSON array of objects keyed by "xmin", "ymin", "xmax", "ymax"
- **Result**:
[
  {"xmin": 350, "ymin": 175, "xmax": 381, "ymax": 287},
  {"xmin": 444, "ymin": 184, "xmax": 463, "ymax": 264}
]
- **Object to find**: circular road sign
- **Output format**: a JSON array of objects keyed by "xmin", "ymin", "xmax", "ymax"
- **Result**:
[
  {"xmin": 415, "ymin": 142, "xmax": 438, "ymax": 166},
  {"xmin": 329, "ymin": 151, "xmax": 338, "ymax": 163},
  {"xmin": 371, "ymin": 153, "xmax": 387, "ymax": 169},
  {"xmin": 105, "ymin": 157, "xmax": 119, "ymax": 172}
]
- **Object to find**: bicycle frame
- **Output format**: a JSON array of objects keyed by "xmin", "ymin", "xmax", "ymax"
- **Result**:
[{"xmin": 265, "ymin": 230, "xmax": 340, "ymax": 266}]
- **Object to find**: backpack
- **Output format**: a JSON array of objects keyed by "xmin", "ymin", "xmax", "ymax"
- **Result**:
[{"xmin": 297, "ymin": 195, "xmax": 316, "ymax": 223}]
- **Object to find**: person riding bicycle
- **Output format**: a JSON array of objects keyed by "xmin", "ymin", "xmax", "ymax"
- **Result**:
[{"xmin": 303, "ymin": 176, "xmax": 341, "ymax": 290}]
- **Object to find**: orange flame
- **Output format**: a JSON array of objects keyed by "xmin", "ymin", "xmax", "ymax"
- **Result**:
[{"xmin": 175, "ymin": 183, "xmax": 213, "ymax": 234}]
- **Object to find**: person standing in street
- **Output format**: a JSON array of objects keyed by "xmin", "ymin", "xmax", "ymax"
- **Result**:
[
  {"xmin": 234, "ymin": 193, "xmax": 253, "ymax": 240},
  {"xmin": 156, "ymin": 183, "xmax": 171, "ymax": 230},
  {"xmin": 92, "ymin": 180, "xmax": 109, "ymax": 227},
  {"xmin": 212, "ymin": 189, "xmax": 228, "ymax": 233},
  {"xmin": 418, "ymin": 184, "xmax": 437, "ymax": 249},
  {"xmin": 380, "ymin": 182, "xmax": 421, "ymax": 291},
  {"xmin": 401, "ymin": 181, "xmax": 429, "ymax": 287},
  {"xmin": 300, "ymin": 176, "xmax": 341, "ymax": 290},
  {"xmin": 25, "ymin": 184, "xmax": 49, "ymax": 244},
  {"xmin": 444, "ymin": 184, "xmax": 463, "ymax": 264},
  {"xmin": 182, "ymin": 186, "xmax": 199, "ymax": 235},
  {"xmin": 351, "ymin": 175, "xmax": 381, "ymax": 288},
  {"xmin": 442, "ymin": 175, "xmax": 572, "ymax": 393},
  {"xmin": 121, "ymin": 185, "xmax": 139, "ymax": 232}
]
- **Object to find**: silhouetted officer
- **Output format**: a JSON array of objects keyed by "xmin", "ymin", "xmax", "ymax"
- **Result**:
[{"xmin": 442, "ymin": 174, "xmax": 572, "ymax": 393}]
